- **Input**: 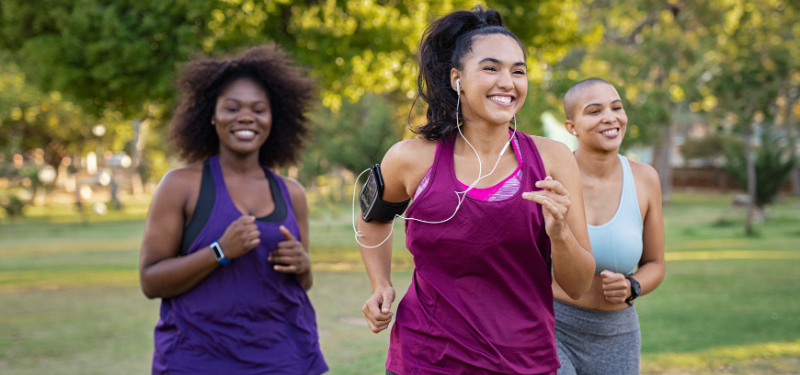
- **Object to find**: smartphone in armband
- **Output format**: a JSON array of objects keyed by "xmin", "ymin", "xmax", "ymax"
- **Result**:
[{"xmin": 359, "ymin": 164, "xmax": 410, "ymax": 223}]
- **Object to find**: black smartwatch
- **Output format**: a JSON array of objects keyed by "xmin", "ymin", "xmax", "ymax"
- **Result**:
[{"xmin": 625, "ymin": 276, "xmax": 641, "ymax": 306}]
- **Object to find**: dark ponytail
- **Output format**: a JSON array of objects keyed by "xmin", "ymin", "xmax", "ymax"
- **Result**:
[{"xmin": 413, "ymin": 5, "xmax": 525, "ymax": 141}]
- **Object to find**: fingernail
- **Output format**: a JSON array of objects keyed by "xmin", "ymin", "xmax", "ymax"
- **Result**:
[{"xmin": 535, "ymin": 181, "xmax": 541, "ymax": 187}]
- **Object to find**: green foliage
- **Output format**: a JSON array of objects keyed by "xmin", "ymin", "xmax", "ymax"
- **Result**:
[
  {"xmin": 0, "ymin": 0, "xmax": 211, "ymax": 117},
  {"xmin": 300, "ymin": 94, "xmax": 402, "ymax": 183},
  {"xmin": 723, "ymin": 127, "xmax": 798, "ymax": 207},
  {"xmin": 0, "ymin": 193, "xmax": 25, "ymax": 218},
  {"xmin": 680, "ymin": 132, "xmax": 728, "ymax": 161}
]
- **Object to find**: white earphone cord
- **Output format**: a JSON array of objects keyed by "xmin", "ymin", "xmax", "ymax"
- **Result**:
[{"xmin": 353, "ymin": 85, "xmax": 517, "ymax": 249}]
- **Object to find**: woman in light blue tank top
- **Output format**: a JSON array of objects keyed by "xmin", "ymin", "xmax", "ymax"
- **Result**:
[{"xmin": 552, "ymin": 78, "xmax": 666, "ymax": 375}]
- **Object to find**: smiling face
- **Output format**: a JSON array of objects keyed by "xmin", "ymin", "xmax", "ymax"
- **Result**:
[
  {"xmin": 451, "ymin": 34, "xmax": 528, "ymax": 127},
  {"xmin": 212, "ymin": 77, "xmax": 272, "ymax": 157},
  {"xmin": 566, "ymin": 82, "xmax": 628, "ymax": 153}
]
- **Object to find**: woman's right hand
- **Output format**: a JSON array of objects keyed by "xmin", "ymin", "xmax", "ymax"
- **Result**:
[
  {"xmin": 218, "ymin": 215, "xmax": 261, "ymax": 259},
  {"xmin": 362, "ymin": 285, "xmax": 396, "ymax": 333}
]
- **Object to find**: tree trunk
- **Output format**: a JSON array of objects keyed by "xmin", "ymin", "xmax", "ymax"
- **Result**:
[
  {"xmin": 744, "ymin": 122, "xmax": 756, "ymax": 235},
  {"xmin": 651, "ymin": 123, "xmax": 673, "ymax": 204},
  {"xmin": 786, "ymin": 87, "xmax": 800, "ymax": 196}
]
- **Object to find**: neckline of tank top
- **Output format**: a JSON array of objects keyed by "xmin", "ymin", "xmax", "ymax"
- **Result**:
[
  {"xmin": 455, "ymin": 131, "xmax": 522, "ymax": 193},
  {"xmin": 413, "ymin": 129, "xmax": 522, "ymax": 201},
  {"xmin": 587, "ymin": 154, "xmax": 631, "ymax": 229},
  {"xmin": 212, "ymin": 155, "xmax": 288, "ymax": 223},
  {"xmin": 452, "ymin": 129, "xmax": 524, "ymax": 202}
]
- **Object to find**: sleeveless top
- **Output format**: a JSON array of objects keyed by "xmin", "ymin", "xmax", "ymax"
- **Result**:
[
  {"xmin": 588, "ymin": 154, "xmax": 643, "ymax": 275},
  {"xmin": 151, "ymin": 155, "xmax": 328, "ymax": 375},
  {"xmin": 387, "ymin": 131, "xmax": 558, "ymax": 375}
]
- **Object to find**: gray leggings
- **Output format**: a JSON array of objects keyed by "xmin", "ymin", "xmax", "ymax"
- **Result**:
[{"xmin": 554, "ymin": 300, "xmax": 641, "ymax": 375}]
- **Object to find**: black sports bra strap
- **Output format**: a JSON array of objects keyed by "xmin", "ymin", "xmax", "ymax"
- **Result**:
[{"xmin": 179, "ymin": 160, "xmax": 216, "ymax": 256}]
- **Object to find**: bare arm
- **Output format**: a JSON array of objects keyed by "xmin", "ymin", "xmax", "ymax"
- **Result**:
[
  {"xmin": 632, "ymin": 162, "xmax": 665, "ymax": 296},
  {"xmin": 139, "ymin": 168, "xmax": 260, "ymax": 299},
  {"xmin": 139, "ymin": 169, "xmax": 218, "ymax": 299},
  {"xmin": 526, "ymin": 138, "xmax": 595, "ymax": 299},
  {"xmin": 599, "ymin": 162, "xmax": 665, "ymax": 304},
  {"xmin": 359, "ymin": 139, "xmax": 435, "ymax": 333}
]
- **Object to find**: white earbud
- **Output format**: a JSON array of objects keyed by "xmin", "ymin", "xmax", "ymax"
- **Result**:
[{"xmin": 456, "ymin": 79, "xmax": 460, "ymax": 92}]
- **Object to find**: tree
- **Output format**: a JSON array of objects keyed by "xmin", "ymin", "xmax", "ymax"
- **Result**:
[
  {"xmin": 724, "ymin": 127, "xmax": 797, "ymax": 217},
  {"xmin": 699, "ymin": 0, "xmax": 799, "ymax": 233},
  {"xmin": 0, "ymin": 0, "xmax": 592, "ymax": 184}
]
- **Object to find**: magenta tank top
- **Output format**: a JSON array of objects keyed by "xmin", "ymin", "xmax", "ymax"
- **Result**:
[{"xmin": 387, "ymin": 131, "xmax": 558, "ymax": 375}]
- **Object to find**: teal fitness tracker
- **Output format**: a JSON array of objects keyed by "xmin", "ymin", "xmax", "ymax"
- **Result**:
[{"xmin": 210, "ymin": 241, "xmax": 231, "ymax": 265}]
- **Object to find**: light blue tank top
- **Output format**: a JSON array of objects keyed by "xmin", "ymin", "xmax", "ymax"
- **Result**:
[{"xmin": 588, "ymin": 154, "xmax": 643, "ymax": 275}]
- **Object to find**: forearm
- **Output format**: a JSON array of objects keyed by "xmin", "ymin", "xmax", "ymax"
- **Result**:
[
  {"xmin": 632, "ymin": 260, "xmax": 665, "ymax": 296},
  {"xmin": 296, "ymin": 270, "xmax": 313, "ymax": 291},
  {"xmin": 357, "ymin": 220, "xmax": 394, "ymax": 291},
  {"xmin": 140, "ymin": 246, "xmax": 219, "ymax": 299},
  {"xmin": 551, "ymin": 227, "xmax": 595, "ymax": 299}
]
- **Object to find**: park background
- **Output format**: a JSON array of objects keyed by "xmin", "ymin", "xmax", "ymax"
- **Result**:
[{"xmin": 1, "ymin": 0, "xmax": 799, "ymax": 374}]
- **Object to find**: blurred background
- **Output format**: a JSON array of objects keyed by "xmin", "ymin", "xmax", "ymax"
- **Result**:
[{"xmin": 0, "ymin": 0, "xmax": 798, "ymax": 374}]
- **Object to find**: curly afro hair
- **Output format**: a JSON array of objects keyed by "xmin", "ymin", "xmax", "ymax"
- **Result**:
[{"xmin": 169, "ymin": 43, "xmax": 315, "ymax": 168}]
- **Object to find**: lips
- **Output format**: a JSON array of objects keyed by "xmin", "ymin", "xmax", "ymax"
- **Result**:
[
  {"xmin": 600, "ymin": 128, "xmax": 620, "ymax": 138},
  {"xmin": 232, "ymin": 129, "xmax": 258, "ymax": 141},
  {"xmin": 488, "ymin": 95, "xmax": 514, "ymax": 106}
]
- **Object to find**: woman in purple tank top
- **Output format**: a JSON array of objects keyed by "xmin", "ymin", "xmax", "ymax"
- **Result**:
[
  {"xmin": 356, "ymin": 7, "xmax": 596, "ymax": 375},
  {"xmin": 139, "ymin": 45, "xmax": 327, "ymax": 374}
]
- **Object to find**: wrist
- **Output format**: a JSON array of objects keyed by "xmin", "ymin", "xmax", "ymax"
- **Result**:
[
  {"xmin": 549, "ymin": 226, "xmax": 572, "ymax": 245},
  {"xmin": 372, "ymin": 282, "xmax": 393, "ymax": 293}
]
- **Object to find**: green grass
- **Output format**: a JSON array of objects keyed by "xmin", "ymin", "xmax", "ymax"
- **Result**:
[{"xmin": 0, "ymin": 193, "xmax": 799, "ymax": 374}]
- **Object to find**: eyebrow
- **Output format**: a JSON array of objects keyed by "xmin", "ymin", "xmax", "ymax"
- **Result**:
[
  {"xmin": 478, "ymin": 57, "xmax": 527, "ymax": 68},
  {"xmin": 224, "ymin": 98, "xmax": 266, "ymax": 104},
  {"xmin": 583, "ymin": 99, "xmax": 622, "ymax": 110}
]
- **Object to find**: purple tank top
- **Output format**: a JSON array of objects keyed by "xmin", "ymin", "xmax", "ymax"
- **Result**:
[
  {"xmin": 387, "ymin": 131, "xmax": 558, "ymax": 375},
  {"xmin": 152, "ymin": 155, "xmax": 327, "ymax": 375}
]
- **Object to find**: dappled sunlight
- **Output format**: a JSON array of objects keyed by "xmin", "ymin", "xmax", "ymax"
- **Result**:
[
  {"xmin": 0, "ymin": 270, "xmax": 139, "ymax": 293},
  {"xmin": 666, "ymin": 250, "xmax": 800, "ymax": 261},
  {"xmin": 0, "ymin": 240, "xmax": 141, "ymax": 259},
  {"xmin": 643, "ymin": 340, "xmax": 800, "ymax": 372}
]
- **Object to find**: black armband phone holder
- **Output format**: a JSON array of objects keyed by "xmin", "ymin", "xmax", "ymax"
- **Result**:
[{"xmin": 360, "ymin": 164, "xmax": 410, "ymax": 223}]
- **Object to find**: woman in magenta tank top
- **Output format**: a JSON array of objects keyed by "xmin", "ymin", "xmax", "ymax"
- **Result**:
[
  {"xmin": 356, "ymin": 7, "xmax": 596, "ymax": 375},
  {"xmin": 139, "ymin": 45, "xmax": 327, "ymax": 374}
]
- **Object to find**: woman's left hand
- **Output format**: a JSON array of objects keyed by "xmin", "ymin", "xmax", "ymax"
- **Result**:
[
  {"xmin": 268, "ymin": 226, "xmax": 311, "ymax": 274},
  {"xmin": 600, "ymin": 270, "xmax": 631, "ymax": 304},
  {"xmin": 522, "ymin": 176, "xmax": 571, "ymax": 239}
]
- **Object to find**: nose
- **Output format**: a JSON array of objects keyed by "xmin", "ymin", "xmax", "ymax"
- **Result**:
[
  {"xmin": 497, "ymin": 70, "xmax": 514, "ymax": 91},
  {"xmin": 237, "ymin": 109, "xmax": 255, "ymax": 124},
  {"xmin": 602, "ymin": 108, "xmax": 615, "ymax": 123}
]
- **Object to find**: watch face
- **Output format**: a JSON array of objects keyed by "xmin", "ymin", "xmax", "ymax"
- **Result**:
[
  {"xmin": 211, "ymin": 243, "xmax": 223, "ymax": 260},
  {"xmin": 631, "ymin": 279, "xmax": 641, "ymax": 295}
]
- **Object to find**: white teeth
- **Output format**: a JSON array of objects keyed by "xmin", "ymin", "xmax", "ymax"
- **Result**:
[
  {"xmin": 602, "ymin": 128, "xmax": 619, "ymax": 135},
  {"xmin": 489, "ymin": 96, "xmax": 512, "ymax": 104},
  {"xmin": 234, "ymin": 130, "xmax": 255, "ymax": 136}
]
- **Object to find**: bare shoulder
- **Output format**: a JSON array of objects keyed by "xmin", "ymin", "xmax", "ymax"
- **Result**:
[
  {"xmin": 155, "ymin": 162, "xmax": 203, "ymax": 199},
  {"xmin": 381, "ymin": 137, "xmax": 438, "ymax": 200},
  {"xmin": 530, "ymin": 135, "xmax": 577, "ymax": 175},
  {"xmin": 628, "ymin": 160, "xmax": 661, "ymax": 192},
  {"xmin": 279, "ymin": 176, "xmax": 307, "ymax": 202},
  {"xmin": 382, "ymin": 138, "xmax": 438, "ymax": 169}
]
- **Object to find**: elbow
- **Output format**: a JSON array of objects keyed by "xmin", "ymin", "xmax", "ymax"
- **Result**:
[
  {"xmin": 139, "ymin": 271, "xmax": 163, "ymax": 299},
  {"xmin": 565, "ymin": 284, "xmax": 590, "ymax": 301},
  {"xmin": 140, "ymin": 280, "xmax": 160, "ymax": 299}
]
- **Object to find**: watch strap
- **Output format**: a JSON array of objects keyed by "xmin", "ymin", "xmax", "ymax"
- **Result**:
[{"xmin": 625, "ymin": 276, "xmax": 640, "ymax": 306}]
